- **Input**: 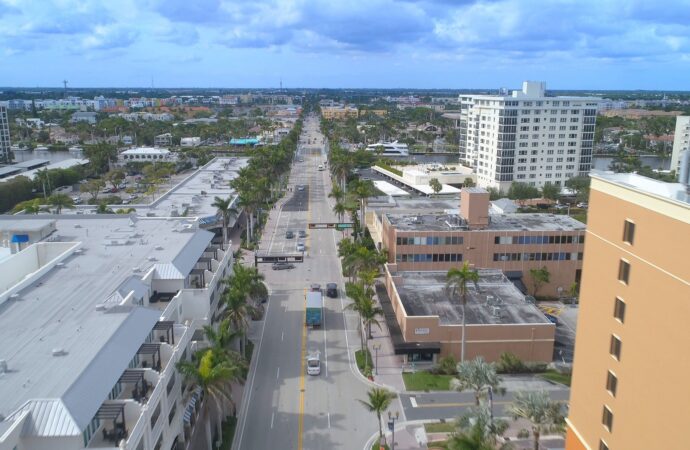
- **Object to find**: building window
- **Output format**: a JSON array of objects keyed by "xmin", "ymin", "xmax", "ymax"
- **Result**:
[
  {"xmin": 618, "ymin": 260, "xmax": 630, "ymax": 284},
  {"xmin": 599, "ymin": 440, "xmax": 609, "ymax": 450},
  {"xmin": 606, "ymin": 371, "xmax": 618, "ymax": 396},
  {"xmin": 623, "ymin": 220, "xmax": 635, "ymax": 244},
  {"xmin": 610, "ymin": 335, "xmax": 622, "ymax": 360},
  {"xmin": 614, "ymin": 297, "xmax": 626, "ymax": 323},
  {"xmin": 602, "ymin": 405, "xmax": 614, "ymax": 431}
]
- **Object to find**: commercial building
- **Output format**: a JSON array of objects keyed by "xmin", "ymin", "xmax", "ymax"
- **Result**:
[
  {"xmin": 671, "ymin": 115, "xmax": 689, "ymax": 177},
  {"xmin": 381, "ymin": 267, "xmax": 555, "ymax": 363},
  {"xmin": 154, "ymin": 133, "xmax": 172, "ymax": 147},
  {"xmin": 180, "ymin": 137, "xmax": 201, "ymax": 148},
  {"xmin": 321, "ymin": 105, "xmax": 359, "ymax": 120},
  {"xmin": 118, "ymin": 147, "xmax": 177, "ymax": 164},
  {"xmin": 373, "ymin": 163, "xmax": 474, "ymax": 195},
  {"xmin": 0, "ymin": 214, "xmax": 235, "ymax": 450},
  {"xmin": 565, "ymin": 173, "xmax": 690, "ymax": 450},
  {"xmin": 458, "ymin": 81, "xmax": 600, "ymax": 191},
  {"xmin": 376, "ymin": 188, "xmax": 585, "ymax": 297},
  {"xmin": 70, "ymin": 111, "xmax": 98, "ymax": 124},
  {"xmin": 0, "ymin": 105, "xmax": 10, "ymax": 162}
]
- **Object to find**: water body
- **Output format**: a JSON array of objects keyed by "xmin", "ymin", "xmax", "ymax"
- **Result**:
[{"xmin": 12, "ymin": 148, "xmax": 84, "ymax": 164}]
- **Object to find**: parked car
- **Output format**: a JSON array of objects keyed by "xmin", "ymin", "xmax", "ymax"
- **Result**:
[
  {"xmin": 298, "ymin": 230, "xmax": 307, "ymax": 238},
  {"xmin": 272, "ymin": 262, "xmax": 295, "ymax": 270},
  {"xmin": 318, "ymin": 165, "xmax": 324, "ymax": 171},
  {"xmin": 285, "ymin": 230, "xmax": 295, "ymax": 239},
  {"xmin": 576, "ymin": 202, "xmax": 588, "ymax": 209},
  {"xmin": 296, "ymin": 242, "xmax": 305, "ymax": 252},
  {"xmin": 554, "ymin": 204, "xmax": 569, "ymax": 210},
  {"xmin": 72, "ymin": 196, "xmax": 82, "ymax": 204},
  {"xmin": 297, "ymin": 185, "xmax": 305, "ymax": 191},
  {"xmin": 326, "ymin": 283, "xmax": 338, "ymax": 298}
]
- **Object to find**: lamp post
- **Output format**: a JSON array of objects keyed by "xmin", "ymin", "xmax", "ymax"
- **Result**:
[
  {"xmin": 387, "ymin": 411, "xmax": 399, "ymax": 450},
  {"xmin": 373, "ymin": 343, "xmax": 381, "ymax": 375}
]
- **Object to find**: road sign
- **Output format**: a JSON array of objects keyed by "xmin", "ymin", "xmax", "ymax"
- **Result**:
[{"xmin": 308, "ymin": 222, "xmax": 354, "ymax": 230}]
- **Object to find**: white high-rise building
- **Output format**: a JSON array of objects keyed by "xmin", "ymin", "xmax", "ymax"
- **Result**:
[
  {"xmin": 0, "ymin": 105, "xmax": 11, "ymax": 163},
  {"xmin": 671, "ymin": 116, "xmax": 690, "ymax": 178},
  {"xmin": 458, "ymin": 81, "xmax": 600, "ymax": 191}
]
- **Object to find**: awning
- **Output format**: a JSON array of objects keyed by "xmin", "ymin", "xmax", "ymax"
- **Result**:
[{"xmin": 11, "ymin": 234, "xmax": 29, "ymax": 243}]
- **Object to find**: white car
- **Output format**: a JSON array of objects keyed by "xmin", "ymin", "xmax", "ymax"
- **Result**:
[
  {"xmin": 307, "ymin": 351, "xmax": 321, "ymax": 376},
  {"xmin": 318, "ymin": 164, "xmax": 324, "ymax": 171},
  {"xmin": 296, "ymin": 242, "xmax": 305, "ymax": 252}
]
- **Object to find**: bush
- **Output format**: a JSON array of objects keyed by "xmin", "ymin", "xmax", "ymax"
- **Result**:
[
  {"xmin": 496, "ymin": 352, "xmax": 548, "ymax": 374},
  {"xmin": 435, "ymin": 356, "xmax": 458, "ymax": 375},
  {"xmin": 517, "ymin": 429, "xmax": 530, "ymax": 439}
]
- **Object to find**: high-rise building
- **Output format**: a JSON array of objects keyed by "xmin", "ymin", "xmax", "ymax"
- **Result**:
[
  {"xmin": 458, "ymin": 81, "xmax": 600, "ymax": 191},
  {"xmin": 0, "ymin": 105, "xmax": 11, "ymax": 163},
  {"xmin": 565, "ymin": 172, "xmax": 690, "ymax": 450},
  {"xmin": 670, "ymin": 115, "xmax": 690, "ymax": 177}
]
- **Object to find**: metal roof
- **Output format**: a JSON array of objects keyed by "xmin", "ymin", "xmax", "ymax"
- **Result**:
[
  {"xmin": 172, "ymin": 229, "xmax": 214, "ymax": 277},
  {"xmin": 6, "ymin": 399, "xmax": 81, "ymax": 437}
]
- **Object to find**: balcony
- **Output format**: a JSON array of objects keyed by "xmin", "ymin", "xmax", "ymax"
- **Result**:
[{"xmin": 88, "ymin": 401, "xmax": 141, "ymax": 448}]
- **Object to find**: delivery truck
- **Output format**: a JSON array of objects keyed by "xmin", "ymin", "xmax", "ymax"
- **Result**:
[{"xmin": 306, "ymin": 290, "xmax": 322, "ymax": 327}]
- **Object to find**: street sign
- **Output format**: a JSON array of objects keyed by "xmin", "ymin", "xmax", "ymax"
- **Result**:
[{"xmin": 308, "ymin": 222, "xmax": 354, "ymax": 230}]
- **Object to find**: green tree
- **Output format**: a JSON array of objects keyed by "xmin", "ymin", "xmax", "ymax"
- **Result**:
[
  {"xmin": 212, "ymin": 196, "xmax": 238, "ymax": 245},
  {"xmin": 47, "ymin": 193, "xmax": 75, "ymax": 214},
  {"xmin": 463, "ymin": 177, "xmax": 476, "ymax": 188},
  {"xmin": 12, "ymin": 199, "xmax": 43, "ymax": 214},
  {"xmin": 429, "ymin": 177, "xmax": 442, "ymax": 197},
  {"xmin": 541, "ymin": 182, "xmax": 560, "ymax": 202},
  {"xmin": 564, "ymin": 176, "xmax": 591, "ymax": 204},
  {"xmin": 507, "ymin": 182, "xmax": 540, "ymax": 206},
  {"xmin": 221, "ymin": 286, "xmax": 256, "ymax": 359},
  {"xmin": 451, "ymin": 357, "xmax": 505, "ymax": 406},
  {"xmin": 104, "ymin": 169, "xmax": 126, "ymax": 190},
  {"xmin": 358, "ymin": 388, "xmax": 396, "ymax": 446},
  {"xmin": 446, "ymin": 262, "xmax": 480, "ymax": 362},
  {"xmin": 508, "ymin": 391, "xmax": 565, "ymax": 450},
  {"xmin": 80, "ymin": 178, "xmax": 105, "ymax": 202},
  {"xmin": 449, "ymin": 406, "xmax": 511, "ymax": 450},
  {"xmin": 83, "ymin": 143, "xmax": 117, "ymax": 175},
  {"xmin": 529, "ymin": 266, "xmax": 550, "ymax": 298},
  {"xmin": 96, "ymin": 202, "xmax": 114, "ymax": 214}
]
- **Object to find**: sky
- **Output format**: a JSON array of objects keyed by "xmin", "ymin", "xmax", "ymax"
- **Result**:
[{"xmin": 1, "ymin": 0, "xmax": 690, "ymax": 90}]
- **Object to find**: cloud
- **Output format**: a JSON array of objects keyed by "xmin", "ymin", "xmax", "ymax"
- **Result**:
[{"xmin": 82, "ymin": 25, "xmax": 138, "ymax": 50}]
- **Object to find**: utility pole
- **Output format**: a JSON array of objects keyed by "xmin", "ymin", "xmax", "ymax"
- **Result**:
[{"xmin": 62, "ymin": 80, "xmax": 68, "ymax": 99}]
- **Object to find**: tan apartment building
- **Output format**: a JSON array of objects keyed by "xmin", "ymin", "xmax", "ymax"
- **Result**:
[
  {"xmin": 381, "ymin": 266, "xmax": 555, "ymax": 363},
  {"xmin": 565, "ymin": 173, "xmax": 690, "ymax": 450},
  {"xmin": 380, "ymin": 188, "xmax": 586, "ymax": 297},
  {"xmin": 321, "ymin": 106, "xmax": 359, "ymax": 120}
]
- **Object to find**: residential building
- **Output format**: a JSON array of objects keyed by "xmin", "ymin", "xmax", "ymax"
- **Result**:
[
  {"xmin": 381, "ymin": 267, "xmax": 555, "ymax": 363},
  {"xmin": 118, "ymin": 147, "xmax": 177, "ymax": 164},
  {"xmin": 70, "ymin": 111, "xmax": 98, "ymax": 124},
  {"xmin": 458, "ymin": 81, "xmax": 600, "ymax": 191},
  {"xmin": 154, "ymin": 133, "xmax": 172, "ymax": 147},
  {"xmin": 0, "ymin": 214, "xmax": 234, "ymax": 450},
  {"xmin": 376, "ymin": 188, "xmax": 585, "ymax": 296},
  {"xmin": 0, "ymin": 105, "xmax": 10, "ymax": 162},
  {"xmin": 565, "ymin": 172, "xmax": 690, "ymax": 450},
  {"xmin": 671, "ymin": 115, "xmax": 690, "ymax": 177},
  {"xmin": 180, "ymin": 137, "xmax": 201, "ymax": 147},
  {"xmin": 321, "ymin": 105, "xmax": 359, "ymax": 120}
]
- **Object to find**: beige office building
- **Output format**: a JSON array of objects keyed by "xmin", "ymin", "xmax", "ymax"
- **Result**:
[{"xmin": 566, "ymin": 173, "xmax": 690, "ymax": 450}]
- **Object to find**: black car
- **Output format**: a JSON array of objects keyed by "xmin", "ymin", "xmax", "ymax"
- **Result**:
[
  {"xmin": 272, "ymin": 262, "xmax": 295, "ymax": 270},
  {"xmin": 326, "ymin": 283, "xmax": 338, "ymax": 298},
  {"xmin": 285, "ymin": 230, "xmax": 295, "ymax": 239}
]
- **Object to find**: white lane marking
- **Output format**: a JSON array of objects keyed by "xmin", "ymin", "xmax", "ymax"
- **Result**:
[
  {"xmin": 327, "ymin": 413, "xmax": 331, "ymax": 429},
  {"xmin": 276, "ymin": 367, "xmax": 280, "ymax": 379},
  {"xmin": 281, "ymin": 331, "xmax": 284, "ymax": 341},
  {"xmin": 323, "ymin": 296, "xmax": 328, "ymax": 377},
  {"xmin": 270, "ymin": 412, "xmax": 275, "ymax": 429},
  {"xmin": 410, "ymin": 398, "xmax": 418, "ymax": 408}
]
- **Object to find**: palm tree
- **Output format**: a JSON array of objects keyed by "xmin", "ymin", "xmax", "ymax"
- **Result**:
[
  {"xmin": 203, "ymin": 319, "xmax": 244, "ymax": 360},
  {"xmin": 446, "ymin": 262, "xmax": 480, "ymax": 362},
  {"xmin": 451, "ymin": 357, "xmax": 505, "ymax": 406},
  {"xmin": 211, "ymin": 196, "xmax": 237, "ymax": 246},
  {"xmin": 176, "ymin": 349, "xmax": 246, "ymax": 450},
  {"xmin": 329, "ymin": 183, "xmax": 345, "ymax": 204},
  {"xmin": 12, "ymin": 199, "xmax": 43, "ymax": 214},
  {"xmin": 352, "ymin": 179, "xmax": 376, "ymax": 237},
  {"xmin": 333, "ymin": 200, "xmax": 348, "ymax": 223},
  {"xmin": 220, "ymin": 286, "xmax": 256, "ymax": 358},
  {"xmin": 446, "ymin": 421, "xmax": 497, "ymax": 450},
  {"xmin": 508, "ymin": 391, "xmax": 564, "ymax": 450},
  {"xmin": 453, "ymin": 406, "xmax": 511, "ymax": 450},
  {"xmin": 359, "ymin": 296, "xmax": 384, "ymax": 341},
  {"xmin": 344, "ymin": 281, "xmax": 367, "ymax": 351},
  {"xmin": 47, "ymin": 193, "xmax": 75, "ymax": 214},
  {"xmin": 358, "ymin": 388, "xmax": 396, "ymax": 446}
]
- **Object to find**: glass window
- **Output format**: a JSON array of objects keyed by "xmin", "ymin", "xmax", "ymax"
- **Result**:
[
  {"xmin": 606, "ymin": 371, "xmax": 618, "ymax": 396},
  {"xmin": 623, "ymin": 220, "xmax": 635, "ymax": 244},
  {"xmin": 602, "ymin": 405, "xmax": 614, "ymax": 431},
  {"xmin": 618, "ymin": 260, "xmax": 630, "ymax": 284},
  {"xmin": 599, "ymin": 441, "xmax": 609, "ymax": 450},
  {"xmin": 610, "ymin": 335, "xmax": 622, "ymax": 360},
  {"xmin": 614, "ymin": 298, "xmax": 626, "ymax": 322}
]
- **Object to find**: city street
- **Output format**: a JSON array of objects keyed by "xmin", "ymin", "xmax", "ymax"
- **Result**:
[{"xmin": 233, "ymin": 116, "xmax": 382, "ymax": 450}]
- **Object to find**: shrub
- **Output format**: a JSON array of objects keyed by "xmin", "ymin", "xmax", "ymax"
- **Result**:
[
  {"xmin": 517, "ymin": 429, "xmax": 530, "ymax": 439},
  {"xmin": 496, "ymin": 352, "xmax": 526, "ymax": 373},
  {"xmin": 436, "ymin": 356, "xmax": 458, "ymax": 375}
]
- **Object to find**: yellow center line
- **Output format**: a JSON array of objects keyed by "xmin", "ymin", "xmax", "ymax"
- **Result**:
[{"xmin": 415, "ymin": 399, "xmax": 567, "ymax": 408}]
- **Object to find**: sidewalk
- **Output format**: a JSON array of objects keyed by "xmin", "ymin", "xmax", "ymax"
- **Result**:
[{"xmin": 368, "ymin": 310, "xmax": 406, "ymax": 392}]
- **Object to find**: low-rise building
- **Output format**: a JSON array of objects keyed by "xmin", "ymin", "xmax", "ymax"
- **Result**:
[
  {"xmin": 70, "ymin": 111, "xmax": 98, "ymax": 124},
  {"xmin": 671, "ymin": 115, "xmax": 690, "ymax": 177},
  {"xmin": 381, "ymin": 266, "xmax": 555, "ymax": 363},
  {"xmin": 180, "ymin": 137, "xmax": 201, "ymax": 147},
  {"xmin": 377, "ymin": 188, "xmax": 585, "ymax": 296},
  {"xmin": 321, "ymin": 105, "xmax": 359, "ymax": 120},
  {"xmin": 118, "ymin": 147, "xmax": 177, "ymax": 164},
  {"xmin": 154, "ymin": 133, "xmax": 172, "ymax": 147}
]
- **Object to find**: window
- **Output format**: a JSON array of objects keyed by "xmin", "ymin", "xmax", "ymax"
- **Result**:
[
  {"xmin": 623, "ymin": 220, "xmax": 635, "ymax": 244},
  {"xmin": 610, "ymin": 335, "xmax": 622, "ymax": 360},
  {"xmin": 599, "ymin": 440, "xmax": 609, "ymax": 450},
  {"xmin": 618, "ymin": 260, "xmax": 630, "ymax": 284},
  {"xmin": 606, "ymin": 371, "xmax": 618, "ymax": 396},
  {"xmin": 614, "ymin": 297, "xmax": 626, "ymax": 322},
  {"xmin": 602, "ymin": 406, "xmax": 614, "ymax": 431}
]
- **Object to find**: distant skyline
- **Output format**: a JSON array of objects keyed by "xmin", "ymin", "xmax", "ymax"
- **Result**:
[{"xmin": 1, "ymin": 0, "xmax": 690, "ymax": 90}]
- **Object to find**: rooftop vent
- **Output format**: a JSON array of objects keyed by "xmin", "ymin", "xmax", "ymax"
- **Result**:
[
  {"xmin": 74, "ymin": 224, "xmax": 82, "ymax": 229},
  {"xmin": 0, "ymin": 359, "xmax": 7, "ymax": 373},
  {"xmin": 147, "ymin": 256, "xmax": 157, "ymax": 262},
  {"xmin": 52, "ymin": 348, "xmax": 67, "ymax": 357},
  {"xmin": 95, "ymin": 304, "xmax": 107, "ymax": 311},
  {"xmin": 132, "ymin": 267, "xmax": 141, "ymax": 273},
  {"xmin": 155, "ymin": 245, "xmax": 164, "ymax": 251}
]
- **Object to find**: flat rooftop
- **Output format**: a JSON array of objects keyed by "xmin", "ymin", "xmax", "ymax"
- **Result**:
[
  {"xmin": 393, "ymin": 269, "xmax": 551, "ymax": 326},
  {"xmin": 0, "ymin": 215, "xmax": 205, "ymax": 419},
  {"xmin": 387, "ymin": 212, "xmax": 586, "ymax": 232},
  {"xmin": 591, "ymin": 171, "xmax": 690, "ymax": 206},
  {"xmin": 142, "ymin": 157, "xmax": 248, "ymax": 221}
]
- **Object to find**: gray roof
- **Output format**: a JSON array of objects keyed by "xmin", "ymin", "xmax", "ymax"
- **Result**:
[
  {"xmin": 0, "ymin": 166, "xmax": 23, "ymax": 177},
  {"xmin": 172, "ymin": 229, "xmax": 214, "ymax": 277},
  {"xmin": 387, "ymin": 212, "xmax": 585, "ymax": 232},
  {"xmin": 7, "ymin": 399, "xmax": 80, "ymax": 437},
  {"xmin": 13, "ymin": 159, "xmax": 50, "ymax": 169}
]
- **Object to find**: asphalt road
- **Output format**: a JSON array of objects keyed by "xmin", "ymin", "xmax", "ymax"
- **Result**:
[
  {"xmin": 400, "ymin": 388, "xmax": 571, "ymax": 421},
  {"xmin": 234, "ymin": 115, "xmax": 381, "ymax": 450}
]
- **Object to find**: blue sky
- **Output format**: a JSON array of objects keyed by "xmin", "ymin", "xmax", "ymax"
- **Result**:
[{"xmin": 1, "ymin": 0, "xmax": 689, "ymax": 89}]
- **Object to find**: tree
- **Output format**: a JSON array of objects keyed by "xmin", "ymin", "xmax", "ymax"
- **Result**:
[
  {"xmin": 96, "ymin": 202, "xmax": 114, "ymax": 214},
  {"xmin": 80, "ymin": 178, "xmax": 105, "ymax": 202},
  {"xmin": 529, "ymin": 266, "xmax": 550, "ymax": 298},
  {"xmin": 212, "ymin": 196, "xmax": 238, "ymax": 245},
  {"xmin": 104, "ymin": 169, "xmax": 125, "ymax": 190},
  {"xmin": 83, "ymin": 143, "xmax": 117, "ymax": 175},
  {"xmin": 449, "ymin": 406, "xmax": 511, "ymax": 450},
  {"xmin": 541, "ymin": 182, "xmax": 560, "ymax": 202},
  {"xmin": 451, "ymin": 357, "xmax": 505, "ymax": 406},
  {"xmin": 446, "ymin": 262, "xmax": 480, "ymax": 362},
  {"xmin": 565, "ymin": 176, "xmax": 591, "ymax": 204},
  {"xmin": 429, "ymin": 177, "xmax": 442, "ymax": 197},
  {"xmin": 447, "ymin": 420, "xmax": 498, "ymax": 450},
  {"xmin": 47, "ymin": 193, "xmax": 75, "ymax": 214},
  {"xmin": 507, "ymin": 182, "xmax": 540, "ymax": 206},
  {"xmin": 463, "ymin": 177, "xmax": 476, "ymax": 188},
  {"xmin": 176, "ymin": 348, "xmax": 246, "ymax": 450},
  {"xmin": 508, "ymin": 390, "xmax": 564, "ymax": 450},
  {"xmin": 12, "ymin": 199, "xmax": 43, "ymax": 214},
  {"xmin": 221, "ymin": 286, "xmax": 256, "ymax": 359},
  {"xmin": 358, "ymin": 388, "xmax": 396, "ymax": 446}
]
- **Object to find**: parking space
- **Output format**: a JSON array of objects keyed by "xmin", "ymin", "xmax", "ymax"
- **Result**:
[{"xmin": 540, "ymin": 300, "xmax": 579, "ymax": 363}]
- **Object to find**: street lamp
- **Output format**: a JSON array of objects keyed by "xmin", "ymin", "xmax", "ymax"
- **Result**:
[
  {"xmin": 373, "ymin": 343, "xmax": 382, "ymax": 375},
  {"xmin": 387, "ymin": 411, "xmax": 399, "ymax": 450}
]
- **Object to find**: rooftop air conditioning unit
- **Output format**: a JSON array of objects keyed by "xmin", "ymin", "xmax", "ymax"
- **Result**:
[{"xmin": 52, "ymin": 348, "xmax": 67, "ymax": 357}]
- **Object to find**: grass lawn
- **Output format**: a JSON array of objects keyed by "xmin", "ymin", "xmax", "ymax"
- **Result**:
[
  {"xmin": 424, "ymin": 422, "xmax": 456, "ymax": 433},
  {"xmin": 218, "ymin": 417, "xmax": 238, "ymax": 450},
  {"xmin": 355, "ymin": 349, "xmax": 373, "ymax": 372},
  {"xmin": 402, "ymin": 372, "xmax": 454, "ymax": 391},
  {"xmin": 371, "ymin": 443, "xmax": 390, "ymax": 450},
  {"xmin": 540, "ymin": 369, "xmax": 572, "ymax": 386},
  {"xmin": 572, "ymin": 211, "xmax": 587, "ymax": 223}
]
